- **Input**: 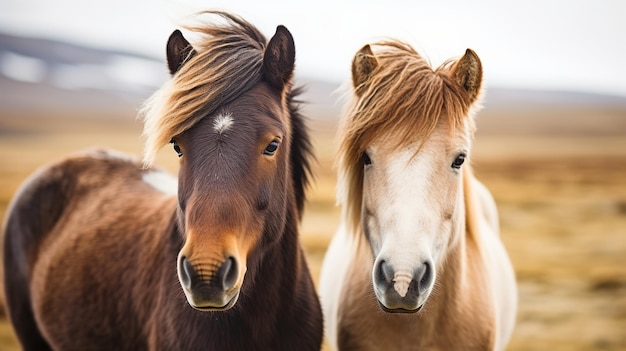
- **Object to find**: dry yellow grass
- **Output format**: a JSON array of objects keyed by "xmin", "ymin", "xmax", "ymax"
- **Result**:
[{"xmin": 0, "ymin": 115, "xmax": 625, "ymax": 350}]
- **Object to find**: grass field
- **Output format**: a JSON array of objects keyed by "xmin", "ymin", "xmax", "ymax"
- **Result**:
[{"xmin": 0, "ymin": 114, "xmax": 625, "ymax": 350}]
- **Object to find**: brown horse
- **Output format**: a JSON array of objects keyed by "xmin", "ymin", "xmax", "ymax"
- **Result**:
[
  {"xmin": 2, "ymin": 11, "xmax": 322, "ymax": 350},
  {"xmin": 320, "ymin": 42, "xmax": 517, "ymax": 350}
]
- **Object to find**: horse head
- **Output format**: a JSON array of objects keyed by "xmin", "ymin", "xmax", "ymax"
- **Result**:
[
  {"xmin": 340, "ymin": 42, "xmax": 483, "ymax": 313},
  {"xmin": 146, "ymin": 13, "xmax": 299, "ymax": 311}
]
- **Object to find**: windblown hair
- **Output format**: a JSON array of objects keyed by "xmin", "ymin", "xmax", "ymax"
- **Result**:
[
  {"xmin": 141, "ymin": 11, "xmax": 268, "ymax": 166},
  {"xmin": 337, "ymin": 40, "xmax": 478, "ymax": 233}
]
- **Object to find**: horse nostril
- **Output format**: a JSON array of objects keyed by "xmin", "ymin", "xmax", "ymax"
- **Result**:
[
  {"xmin": 218, "ymin": 256, "xmax": 238, "ymax": 291},
  {"xmin": 375, "ymin": 259, "xmax": 394, "ymax": 287},
  {"xmin": 179, "ymin": 256, "xmax": 195, "ymax": 289},
  {"xmin": 416, "ymin": 261, "xmax": 433, "ymax": 294}
]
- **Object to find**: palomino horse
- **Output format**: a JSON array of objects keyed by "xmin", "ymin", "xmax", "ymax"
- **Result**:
[
  {"xmin": 320, "ymin": 42, "xmax": 517, "ymax": 350},
  {"xmin": 2, "ymin": 12, "xmax": 322, "ymax": 350}
]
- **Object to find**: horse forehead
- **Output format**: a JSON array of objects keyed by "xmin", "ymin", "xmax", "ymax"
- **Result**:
[
  {"xmin": 185, "ymin": 115, "xmax": 282, "ymax": 184},
  {"xmin": 369, "ymin": 133, "xmax": 455, "ymax": 200},
  {"xmin": 209, "ymin": 88, "xmax": 286, "ymax": 135},
  {"xmin": 373, "ymin": 120, "xmax": 469, "ymax": 163},
  {"xmin": 380, "ymin": 147, "xmax": 439, "ymax": 197},
  {"xmin": 376, "ymin": 131, "xmax": 445, "ymax": 169},
  {"xmin": 213, "ymin": 112, "xmax": 234, "ymax": 134}
]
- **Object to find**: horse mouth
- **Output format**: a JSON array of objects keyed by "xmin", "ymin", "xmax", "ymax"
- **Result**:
[
  {"xmin": 187, "ymin": 290, "xmax": 240, "ymax": 312},
  {"xmin": 377, "ymin": 300, "xmax": 423, "ymax": 314}
]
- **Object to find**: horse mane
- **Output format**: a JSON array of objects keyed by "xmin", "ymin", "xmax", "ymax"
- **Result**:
[
  {"xmin": 141, "ymin": 11, "xmax": 267, "ymax": 167},
  {"xmin": 337, "ymin": 40, "xmax": 478, "ymax": 234},
  {"xmin": 140, "ymin": 11, "xmax": 313, "ymax": 216},
  {"xmin": 288, "ymin": 86, "xmax": 314, "ymax": 217}
]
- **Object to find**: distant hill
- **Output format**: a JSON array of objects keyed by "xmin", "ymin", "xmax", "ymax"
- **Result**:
[
  {"xmin": 477, "ymin": 88, "xmax": 626, "ymax": 136},
  {"xmin": 0, "ymin": 32, "xmax": 167, "ymax": 116},
  {"xmin": 1, "ymin": 32, "xmax": 625, "ymax": 136}
]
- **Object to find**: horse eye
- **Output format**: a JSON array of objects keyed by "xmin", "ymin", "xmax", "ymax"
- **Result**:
[
  {"xmin": 170, "ymin": 138, "xmax": 183, "ymax": 158},
  {"xmin": 362, "ymin": 152, "xmax": 372, "ymax": 166},
  {"xmin": 451, "ymin": 154, "xmax": 466, "ymax": 169},
  {"xmin": 263, "ymin": 140, "xmax": 280, "ymax": 156}
]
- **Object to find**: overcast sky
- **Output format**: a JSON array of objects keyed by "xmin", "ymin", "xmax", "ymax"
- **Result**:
[{"xmin": 1, "ymin": 0, "xmax": 625, "ymax": 96}]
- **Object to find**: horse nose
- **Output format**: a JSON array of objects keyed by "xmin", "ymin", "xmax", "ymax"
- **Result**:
[
  {"xmin": 178, "ymin": 256, "xmax": 240, "ymax": 310},
  {"xmin": 179, "ymin": 256, "xmax": 238, "ymax": 291},
  {"xmin": 373, "ymin": 259, "xmax": 433, "ymax": 312}
]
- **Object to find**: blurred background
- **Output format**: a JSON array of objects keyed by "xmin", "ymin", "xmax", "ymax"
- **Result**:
[{"xmin": 0, "ymin": 0, "xmax": 625, "ymax": 350}]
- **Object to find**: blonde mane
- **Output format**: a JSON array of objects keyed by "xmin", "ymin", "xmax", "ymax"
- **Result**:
[
  {"xmin": 140, "ymin": 11, "xmax": 267, "ymax": 166},
  {"xmin": 336, "ymin": 40, "xmax": 477, "ymax": 234}
]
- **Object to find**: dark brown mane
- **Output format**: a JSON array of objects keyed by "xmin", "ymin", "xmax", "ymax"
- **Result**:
[{"xmin": 287, "ymin": 86, "xmax": 314, "ymax": 216}]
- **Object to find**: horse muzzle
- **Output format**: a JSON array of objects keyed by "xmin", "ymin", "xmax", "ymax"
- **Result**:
[
  {"xmin": 177, "ymin": 255, "xmax": 242, "ymax": 311},
  {"xmin": 372, "ymin": 258, "xmax": 434, "ymax": 313}
]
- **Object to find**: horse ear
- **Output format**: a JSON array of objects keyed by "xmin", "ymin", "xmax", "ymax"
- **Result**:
[
  {"xmin": 166, "ymin": 30, "xmax": 196, "ymax": 76},
  {"xmin": 449, "ymin": 49, "xmax": 482, "ymax": 103},
  {"xmin": 352, "ymin": 45, "xmax": 378, "ymax": 96},
  {"xmin": 263, "ymin": 25, "xmax": 296, "ymax": 91}
]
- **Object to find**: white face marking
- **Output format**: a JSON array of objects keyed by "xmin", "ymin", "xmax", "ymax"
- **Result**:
[
  {"xmin": 213, "ymin": 112, "xmax": 234, "ymax": 134},
  {"xmin": 364, "ymin": 126, "xmax": 470, "ymax": 263},
  {"xmin": 142, "ymin": 170, "xmax": 178, "ymax": 195},
  {"xmin": 365, "ymin": 145, "xmax": 442, "ymax": 262},
  {"xmin": 363, "ymin": 125, "xmax": 471, "ymax": 309}
]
